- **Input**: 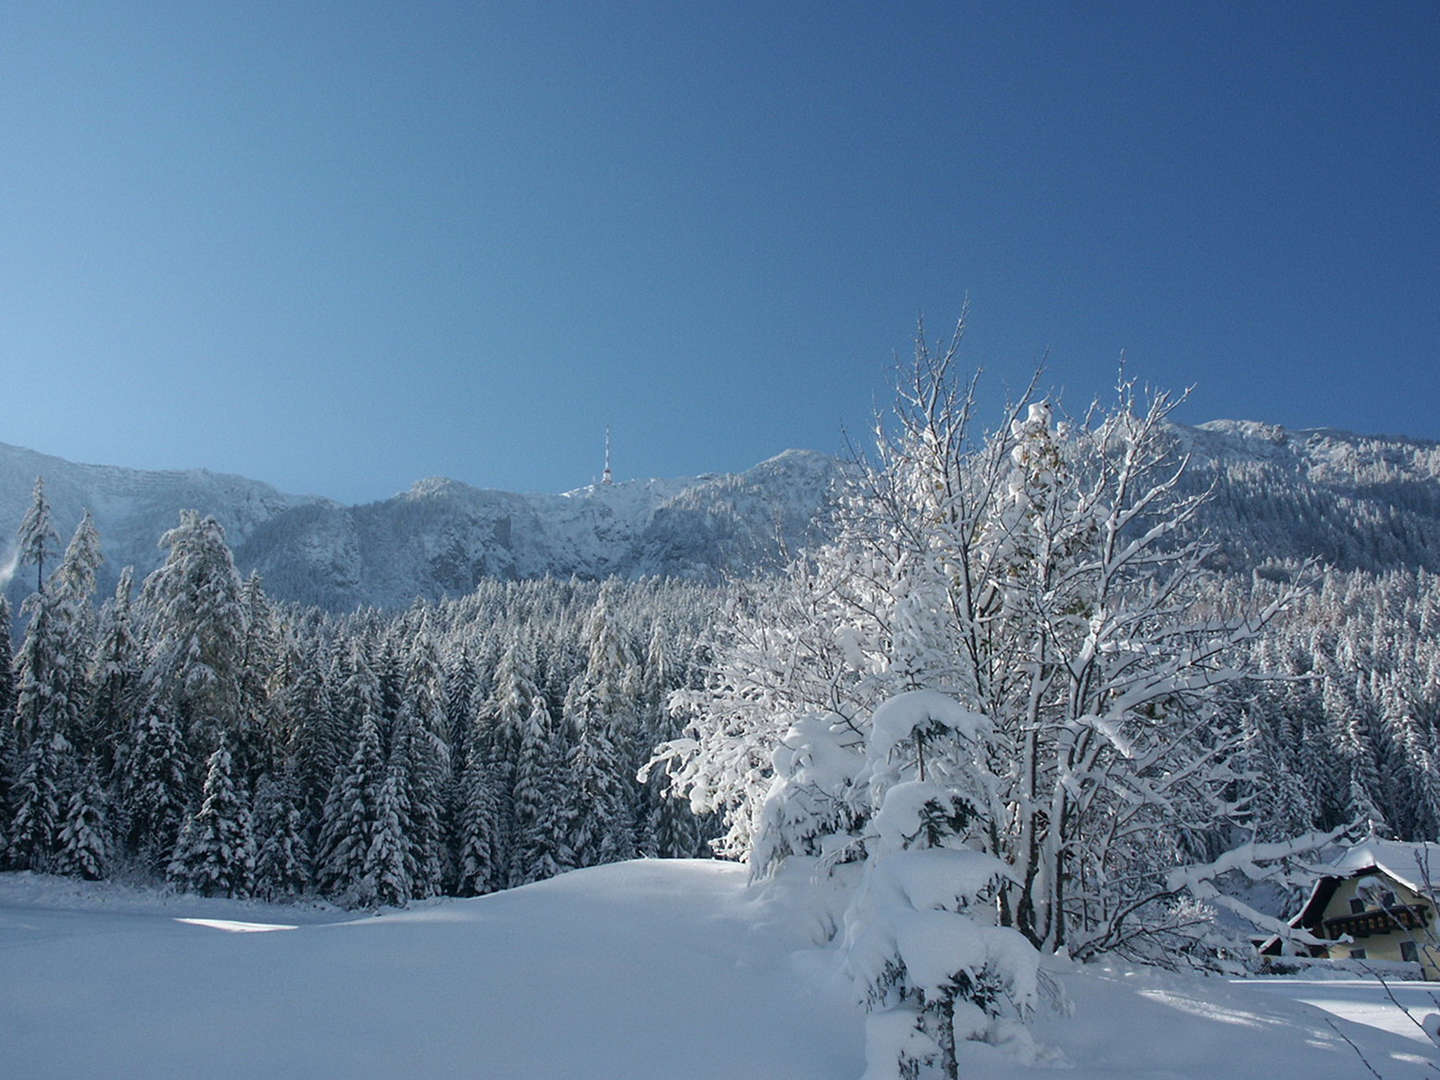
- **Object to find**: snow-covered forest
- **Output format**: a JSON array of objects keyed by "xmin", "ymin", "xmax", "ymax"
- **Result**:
[
  {"xmin": 2, "ymin": 410, "xmax": 1439, "ymax": 910},
  {"xmin": 0, "ymin": 488, "xmax": 728, "ymax": 904},
  {"xmin": 3, "ymin": 346, "xmax": 1440, "ymax": 1076}
]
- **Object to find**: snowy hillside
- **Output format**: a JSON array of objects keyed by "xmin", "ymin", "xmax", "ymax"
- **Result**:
[
  {"xmin": 2, "ymin": 860, "xmax": 1435, "ymax": 1079},
  {"xmin": 1174, "ymin": 420, "xmax": 1440, "ymax": 572}
]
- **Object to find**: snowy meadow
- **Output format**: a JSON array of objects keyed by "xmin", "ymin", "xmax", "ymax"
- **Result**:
[{"xmin": 3, "ymin": 860, "xmax": 1437, "ymax": 1079}]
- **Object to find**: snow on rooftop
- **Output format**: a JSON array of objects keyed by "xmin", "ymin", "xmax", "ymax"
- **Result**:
[{"xmin": 1325, "ymin": 839, "xmax": 1440, "ymax": 893}]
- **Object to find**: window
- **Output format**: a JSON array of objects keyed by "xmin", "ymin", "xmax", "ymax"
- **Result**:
[
  {"xmin": 1350, "ymin": 948, "xmax": 1367, "ymax": 960},
  {"xmin": 1381, "ymin": 890, "xmax": 1397, "ymax": 908},
  {"xmin": 1402, "ymin": 941, "xmax": 1419, "ymax": 963},
  {"xmin": 1350, "ymin": 898, "xmax": 1366, "ymax": 914}
]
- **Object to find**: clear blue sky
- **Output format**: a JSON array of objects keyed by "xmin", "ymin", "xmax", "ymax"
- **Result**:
[{"xmin": 2, "ymin": 2, "xmax": 1435, "ymax": 503}]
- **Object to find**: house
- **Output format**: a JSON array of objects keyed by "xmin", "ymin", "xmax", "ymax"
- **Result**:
[{"xmin": 1263, "ymin": 840, "xmax": 1440, "ymax": 979}]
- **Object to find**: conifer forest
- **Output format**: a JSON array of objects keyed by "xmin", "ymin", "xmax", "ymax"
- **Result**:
[{"xmin": 1, "ymin": 388, "xmax": 1438, "ymax": 922}]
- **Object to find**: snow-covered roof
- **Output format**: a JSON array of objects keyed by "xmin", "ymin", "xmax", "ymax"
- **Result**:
[{"xmin": 1323, "ymin": 840, "xmax": 1440, "ymax": 895}]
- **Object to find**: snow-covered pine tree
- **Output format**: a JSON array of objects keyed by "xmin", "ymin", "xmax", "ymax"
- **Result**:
[
  {"xmin": 366, "ymin": 765, "xmax": 412, "ymax": 908},
  {"xmin": 88, "ymin": 568, "xmax": 140, "ymax": 778},
  {"xmin": 6, "ymin": 730, "xmax": 70, "ymax": 871},
  {"xmin": 316, "ymin": 712, "xmax": 384, "ymax": 903},
  {"xmin": 443, "ymin": 644, "xmax": 479, "ymax": 765},
  {"xmin": 561, "ymin": 691, "xmax": 635, "ymax": 870},
  {"xmin": 399, "ymin": 625, "xmax": 451, "ymax": 897},
  {"xmin": 14, "ymin": 583, "xmax": 72, "ymax": 754},
  {"xmin": 141, "ymin": 511, "xmax": 248, "ymax": 773},
  {"xmin": 119, "ymin": 700, "xmax": 190, "ymax": 872},
  {"xmin": 55, "ymin": 756, "xmax": 109, "ymax": 880},
  {"xmin": 0, "ymin": 596, "xmax": 16, "ymax": 841},
  {"xmin": 509, "ymin": 692, "xmax": 570, "ymax": 885},
  {"xmin": 168, "ymin": 731, "xmax": 256, "ymax": 898},
  {"xmin": 479, "ymin": 639, "xmax": 538, "ymax": 882},
  {"xmin": 16, "ymin": 476, "xmax": 59, "ymax": 595},
  {"xmin": 233, "ymin": 572, "xmax": 279, "ymax": 786},
  {"xmin": 846, "ymin": 694, "xmax": 1038, "ymax": 1080},
  {"xmin": 168, "ymin": 734, "xmax": 255, "ymax": 898},
  {"xmin": 289, "ymin": 640, "xmax": 352, "ymax": 837},
  {"xmin": 454, "ymin": 744, "xmax": 504, "ymax": 896},
  {"xmin": 252, "ymin": 771, "xmax": 312, "ymax": 901}
]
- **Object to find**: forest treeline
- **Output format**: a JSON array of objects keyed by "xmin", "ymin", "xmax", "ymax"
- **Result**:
[
  {"xmin": 0, "ymin": 459, "xmax": 1437, "ymax": 909},
  {"xmin": 0, "ymin": 480, "xmax": 721, "ymax": 905}
]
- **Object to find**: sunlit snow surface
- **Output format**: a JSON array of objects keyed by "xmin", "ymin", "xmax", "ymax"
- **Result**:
[{"xmin": 2, "ymin": 861, "xmax": 1437, "ymax": 1078}]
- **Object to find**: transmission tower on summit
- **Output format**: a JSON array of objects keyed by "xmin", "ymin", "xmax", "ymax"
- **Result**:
[{"xmin": 602, "ymin": 426, "xmax": 614, "ymax": 485}]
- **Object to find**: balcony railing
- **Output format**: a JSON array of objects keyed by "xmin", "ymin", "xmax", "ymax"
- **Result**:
[{"xmin": 1323, "ymin": 904, "xmax": 1432, "ymax": 939}]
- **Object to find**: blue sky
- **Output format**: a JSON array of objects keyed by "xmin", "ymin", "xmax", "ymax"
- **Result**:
[{"xmin": 1, "ymin": 2, "xmax": 1435, "ymax": 503}]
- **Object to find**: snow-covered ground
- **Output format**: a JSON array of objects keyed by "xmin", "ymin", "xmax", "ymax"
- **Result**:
[{"xmin": 2, "ymin": 860, "xmax": 1436, "ymax": 1079}]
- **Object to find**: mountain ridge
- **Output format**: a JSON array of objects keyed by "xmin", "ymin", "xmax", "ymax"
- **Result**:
[{"xmin": 2, "ymin": 421, "xmax": 1438, "ymax": 612}]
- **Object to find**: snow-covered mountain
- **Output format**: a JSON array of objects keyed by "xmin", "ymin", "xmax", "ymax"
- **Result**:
[
  {"xmin": 0, "ymin": 441, "xmax": 846, "ymax": 611},
  {"xmin": 1173, "ymin": 420, "xmax": 1440, "ymax": 573},
  {"xmin": 0, "ymin": 441, "xmax": 325, "ymax": 607},
  {"xmin": 2, "ymin": 419, "xmax": 1437, "ymax": 612}
]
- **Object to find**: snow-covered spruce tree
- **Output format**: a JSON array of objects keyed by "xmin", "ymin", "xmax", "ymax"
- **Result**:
[
  {"xmin": 561, "ymin": 696, "xmax": 635, "ymax": 870},
  {"xmin": 55, "ymin": 756, "xmax": 109, "ymax": 880},
  {"xmin": 16, "ymin": 475, "xmax": 59, "ymax": 596},
  {"xmin": 509, "ymin": 692, "xmax": 571, "ymax": 885},
  {"xmin": 141, "ymin": 511, "xmax": 248, "ymax": 779},
  {"xmin": 659, "ymin": 315, "xmax": 1305, "ymax": 965},
  {"xmin": 233, "ymin": 572, "xmax": 279, "ymax": 787},
  {"xmin": 366, "ymin": 764, "xmax": 412, "ymax": 908},
  {"xmin": 252, "ymin": 771, "xmax": 311, "ymax": 901},
  {"xmin": 88, "ymin": 568, "xmax": 141, "ymax": 779},
  {"xmin": 454, "ymin": 743, "xmax": 504, "ymax": 896},
  {"xmin": 14, "ymin": 513, "xmax": 100, "ymax": 755},
  {"xmin": 398, "ymin": 626, "xmax": 451, "ymax": 897},
  {"xmin": 168, "ymin": 735, "xmax": 255, "ymax": 898},
  {"xmin": 481, "ymin": 640, "xmax": 538, "ymax": 883},
  {"xmin": 316, "ymin": 710, "xmax": 384, "ymax": 904},
  {"xmin": 6, "ymin": 730, "xmax": 70, "ymax": 871},
  {"xmin": 119, "ymin": 700, "xmax": 190, "ymax": 872}
]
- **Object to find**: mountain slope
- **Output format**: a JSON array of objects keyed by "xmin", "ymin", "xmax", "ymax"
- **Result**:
[
  {"xmin": 0, "ymin": 441, "xmax": 846, "ymax": 612},
  {"xmin": 2, "ymin": 419, "xmax": 1438, "ymax": 613},
  {"xmin": 1174, "ymin": 420, "xmax": 1440, "ymax": 572},
  {"xmin": 0, "ymin": 441, "xmax": 328, "ymax": 605}
]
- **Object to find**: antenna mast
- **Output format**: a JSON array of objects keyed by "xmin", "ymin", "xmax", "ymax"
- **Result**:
[{"xmin": 602, "ymin": 426, "xmax": 614, "ymax": 485}]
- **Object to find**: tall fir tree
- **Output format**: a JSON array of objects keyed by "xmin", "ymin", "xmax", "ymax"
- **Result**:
[
  {"xmin": 6, "ymin": 730, "xmax": 70, "ymax": 871},
  {"xmin": 454, "ymin": 745, "xmax": 504, "ymax": 896},
  {"xmin": 55, "ymin": 756, "xmax": 109, "ymax": 880},
  {"xmin": 365, "ymin": 765, "xmax": 412, "ymax": 908},
  {"xmin": 252, "ymin": 771, "xmax": 312, "ymax": 901},
  {"xmin": 141, "ymin": 511, "xmax": 248, "ymax": 770},
  {"xmin": 88, "ymin": 568, "xmax": 140, "ymax": 775},
  {"xmin": 316, "ymin": 712, "xmax": 384, "ymax": 903},
  {"xmin": 119, "ymin": 701, "xmax": 191, "ymax": 873},
  {"xmin": 0, "ymin": 595, "xmax": 14, "ymax": 840},
  {"xmin": 560, "ymin": 692, "xmax": 635, "ymax": 871},
  {"xmin": 509, "ymin": 693, "xmax": 569, "ymax": 886},
  {"xmin": 16, "ymin": 476, "xmax": 59, "ymax": 595},
  {"xmin": 168, "ymin": 735, "xmax": 255, "ymax": 898}
]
